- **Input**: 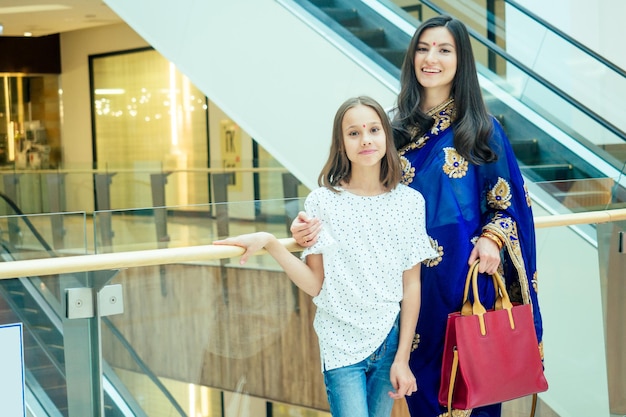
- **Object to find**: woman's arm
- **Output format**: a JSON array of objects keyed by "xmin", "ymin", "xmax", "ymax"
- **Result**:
[
  {"xmin": 388, "ymin": 263, "xmax": 421, "ymax": 399},
  {"xmin": 214, "ymin": 232, "xmax": 324, "ymax": 297}
]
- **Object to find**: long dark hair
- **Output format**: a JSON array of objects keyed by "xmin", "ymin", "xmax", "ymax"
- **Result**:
[
  {"xmin": 393, "ymin": 15, "xmax": 496, "ymax": 164},
  {"xmin": 319, "ymin": 96, "xmax": 402, "ymax": 192}
]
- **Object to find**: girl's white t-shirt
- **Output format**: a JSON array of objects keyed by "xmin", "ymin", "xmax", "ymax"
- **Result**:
[{"xmin": 302, "ymin": 184, "xmax": 436, "ymax": 372}]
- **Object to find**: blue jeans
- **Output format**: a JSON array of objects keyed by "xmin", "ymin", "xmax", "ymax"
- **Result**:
[{"xmin": 323, "ymin": 317, "xmax": 399, "ymax": 417}]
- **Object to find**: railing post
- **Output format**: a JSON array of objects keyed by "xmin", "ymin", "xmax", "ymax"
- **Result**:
[
  {"xmin": 62, "ymin": 270, "xmax": 123, "ymax": 417},
  {"xmin": 94, "ymin": 173, "xmax": 116, "ymax": 252},
  {"xmin": 212, "ymin": 173, "xmax": 230, "ymax": 239},
  {"xmin": 213, "ymin": 173, "xmax": 230, "ymax": 304},
  {"xmin": 150, "ymin": 172, "xmax": 171, "ymax": 296},
  {"xmin": 150, "ymin": 172, "xmax": 171, "ymax": 246},
  {"xmin": 45, "ymin": 172, "xmax": 67, "ymax": 250},
  {"xmin": 3, "ymin": 174, "xmax": 22, "ymax": 247},
  {"xmin": 281, "ymin": 173, "xmax": 302, "ymax": 313},
  {"xmin": 597, "ymin": 221, "xmax": 626, "ymax": 414},
  {"xmin": 281, "ymin": 173, "xmax": 301, "ymax": 234}
]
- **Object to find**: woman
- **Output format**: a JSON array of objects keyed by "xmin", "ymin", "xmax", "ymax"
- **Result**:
[{"xmin": 292, "ymin": 16, "xmax": 543, "ymax": 417}]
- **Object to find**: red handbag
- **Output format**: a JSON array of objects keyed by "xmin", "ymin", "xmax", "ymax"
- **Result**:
[{"xmin": 438, "ymin": 261, "xmax": 548, "ymax": 413}]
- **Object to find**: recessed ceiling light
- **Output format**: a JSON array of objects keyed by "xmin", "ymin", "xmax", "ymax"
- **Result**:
[{"xmin": 0, "ymin": 5, "xmax": 71, "ymax": 14}]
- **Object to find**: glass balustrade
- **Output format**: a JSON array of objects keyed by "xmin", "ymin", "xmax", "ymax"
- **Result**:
[{"xmin": 0, "ymin": 197, "xmax": 624, "ymax": 416}]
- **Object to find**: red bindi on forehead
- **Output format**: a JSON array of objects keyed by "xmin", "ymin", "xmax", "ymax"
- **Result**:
[
  {"xmin": 432, "ymin": 42, "xmax": 436, "ymax": 46},
  {"xmin": 362, "ymin": 124, "xmax": 366, "ymax": 128}
]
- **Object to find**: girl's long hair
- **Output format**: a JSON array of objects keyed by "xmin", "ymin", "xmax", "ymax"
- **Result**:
[
  {"xmin": 393, "ymin": 15, "xmax": 497, "ymax": 164},
  {"xmin": 319, "ymin": 96, "xmax": 402, "ymax": 192}
]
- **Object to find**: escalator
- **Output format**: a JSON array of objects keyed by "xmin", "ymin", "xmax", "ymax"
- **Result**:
[
  {"xmin": 0, "ymin": 193, "xmax": 185, "ymax": 416},
  {"xmin": 289, "ymin": 0, "xmax": 626, "ymax": 213}
]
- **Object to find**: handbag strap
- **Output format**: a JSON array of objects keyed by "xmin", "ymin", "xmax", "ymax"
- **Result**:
[{"xmin": 446, "ymin": 348, "xmax": 459, "ymax": 416}]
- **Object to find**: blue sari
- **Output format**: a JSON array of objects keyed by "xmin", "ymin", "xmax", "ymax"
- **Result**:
[{"xmin": 397, "ymin": 99, "xmax": 543, "ymax": 417}]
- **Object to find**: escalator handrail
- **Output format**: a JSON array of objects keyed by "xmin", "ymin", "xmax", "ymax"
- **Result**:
[
  {"xmin": 0, "ymin": 192, "xmax": 57, "ymax": 256},
  {"xmin": 0, "ymin": 197, "xmax": 186, "ymax": 416},
  {"xmin": 102, "ymin": 317, "xmax": 187, "ymax": 417},
  {"xmin": 504, "ymin": 0, "xmax": 626, "ymax": 79},
  {"xmin": 415, "ymin": 0, "xmax": 626, "ymax": 142}
]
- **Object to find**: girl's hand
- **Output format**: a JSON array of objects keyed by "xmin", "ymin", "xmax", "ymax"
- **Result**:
[
  {"xmin": 213, "ymin": 232, "xmax": 273, "ymax": 265},
  {"xmin": 388, "ymin": 361, "xmax": 418, "ymax": 400},
  {"xmin": 468, "ymin": 236, "xmax": 501, "ymax": 274},
  {"xmin": 290, "ymin": 211, "xmax": 321, "ymax": 247}
]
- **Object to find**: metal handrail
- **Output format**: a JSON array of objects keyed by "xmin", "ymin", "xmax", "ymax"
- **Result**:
[
  {"xmin": 416, "ymin": 0, "xmax": 626, "ymax": 141},
  {"xmin": 1, "ymin": 209, "xmax": 625, "ymax": 280},
  {"xmin": 504, "ymin": 0, "xmax": 626, "ymax": 80}
]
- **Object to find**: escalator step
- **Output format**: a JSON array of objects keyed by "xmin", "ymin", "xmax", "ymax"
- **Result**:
[
  {"xmin": 309, "ymin": 0, "xmax": 335, "ymax": 7},
  {"xmin": 510, "ymin": 138, "xmax": 540, "ymax": 163},
  {"xmin": 346, "ymin": 27, "xmax": 386, "ymax": 47},
  {"xmin": 521, "ymin": 164, "xmax": 574, "ymax": 181},
  {"xmin": 31, "ymin": 365, "xmax": 66, "ymax": 389},
  {"xmin": 320, "ymin": 7, "xmax": 359, "ymax": 26},
  {"xmin": 377, "ymin": 48, "xmax": 405, "ymax": 68}
]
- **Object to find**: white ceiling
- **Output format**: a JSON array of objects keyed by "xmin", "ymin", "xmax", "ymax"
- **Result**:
[{"xmin": 0, "ymin": 0, "xmax": 122, "ymax": 37}]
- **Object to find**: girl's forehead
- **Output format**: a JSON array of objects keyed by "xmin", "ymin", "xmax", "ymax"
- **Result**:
[{"xmin": 343, "ymin": 105, "xmax": 381, "ymax": 124}]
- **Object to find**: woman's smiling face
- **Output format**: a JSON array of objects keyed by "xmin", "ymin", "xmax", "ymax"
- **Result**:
[{"xmin": 413, "ymin": 26, "xmax": 457, "ymax": 98}]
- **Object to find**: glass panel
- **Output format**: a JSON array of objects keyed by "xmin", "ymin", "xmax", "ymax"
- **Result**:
[
  {"xmin": 0, "ymin": 211, "xmax": 88, "ymax": 259},
  {"xmin": 535, "ymin": 177, "xmax": 626, "ymax": 213},
  {"xmin": 91, "ymin": 199, "xmax": 303, "ymax": 255},
  {"xmin": 102, "ymin": 232, "xmax": 329, "ymax": 416}
]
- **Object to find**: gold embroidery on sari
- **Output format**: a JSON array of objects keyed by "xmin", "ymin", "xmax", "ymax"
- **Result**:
[
  {"xmin": 483, "ymin": 213, "xmax": 531, "ymax": 305},
  {"xmin": 424, "ymin": 236, "xmax": 443, "ymax": 267},
  {"xmin": 411, "ymin": 333, "xmax": 420, "ymax": 352},
  {"xmin": 442, "ymin": 148, "xmax": 468, "ymax": 178},
  {"xmin": 398, "ymin": 98, "xmax": 457, "ymax": 156},
  {"xmin": 487, "ymin": 177, "xmax": 512, "ymax": 209},
  {"xmin": 437, "ymin": 409, "xmax": 472, "ymax": 417},
  {"xmin": 400, "ymin": 156, "xmax": 415, "ymax": 185},
  {"xmin": 532, "ymin": 270, "xmax": 538, "ymax": 293},
  {"xmin": 524, "ymin": 184, "xmax": 532, "ymax": 207}
]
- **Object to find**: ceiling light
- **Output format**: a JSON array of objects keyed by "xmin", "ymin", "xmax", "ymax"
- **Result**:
[{"xmin": 0, "ymin": 5, "xmax": 71, "ymax": 14}]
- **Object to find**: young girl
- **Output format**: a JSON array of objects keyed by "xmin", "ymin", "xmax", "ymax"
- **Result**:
[{"xmin": 214, "ymin": 96, "xmax": 436, "ymax": 417}]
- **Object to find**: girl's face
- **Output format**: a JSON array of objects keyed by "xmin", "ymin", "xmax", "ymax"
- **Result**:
[
  {"xmin": 413, "ymin": 26, "xmax": 457, "ymax": 97},
  {"xmin": 341, "ymin": 104, "xmax": 386, "ymax": 168}
]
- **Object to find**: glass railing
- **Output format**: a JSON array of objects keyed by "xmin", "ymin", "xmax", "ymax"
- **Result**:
[
  {"xmin": 283, "ymin": 0, "xmax": 626, "ymax": 213},
  {"xmin": 0, "ymin": 164, "xmax": 311, "ymax": 228},
  {"xmin": 411, "ymin": 0, "xmax": 626, "ymax": 140},
  {"xmin": 0, "ymin": 198, "xmax": 624, "ymax": 416},
  {"xmin": 394, "ymin": 0, "xmax": 626, "ymax": 204}
]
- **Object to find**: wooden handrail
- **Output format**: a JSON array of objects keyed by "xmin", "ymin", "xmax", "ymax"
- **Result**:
[
  {"xmin": 0, "ymin": 209, "xmax": 625, "ymax": 280},
  {"xmin": 534, "ymin": 207, "xmax": 626, "ymax": 228}
]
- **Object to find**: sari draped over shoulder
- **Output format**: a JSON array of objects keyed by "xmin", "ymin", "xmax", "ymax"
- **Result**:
[{"xmin": 398, "ymin": 99, "xmax": 543, "ymax": 417}]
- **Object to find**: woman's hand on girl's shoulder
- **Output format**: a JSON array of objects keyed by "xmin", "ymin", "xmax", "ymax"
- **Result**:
[{"xmin": 290, "ymin": 211, "xmax": 321, "ymax": 247}]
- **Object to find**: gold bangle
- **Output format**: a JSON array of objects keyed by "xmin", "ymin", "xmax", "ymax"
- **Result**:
[{"xmin": 480, "ymin": 231, "xmax": 503, "ymax": 250}]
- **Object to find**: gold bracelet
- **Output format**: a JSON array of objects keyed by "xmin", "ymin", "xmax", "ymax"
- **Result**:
[{"xmin": 480, "ymin": 231, "xmax": 503, "ymax": 250}]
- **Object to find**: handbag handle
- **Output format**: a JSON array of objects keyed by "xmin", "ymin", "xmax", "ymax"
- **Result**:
[
  {"xmin": 460, "ymin": 260, "xmax": 508, "ymax": 316},
  {"xmin": 467, "ymin": 260, "xmax": 515, "ymax": 335}
]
